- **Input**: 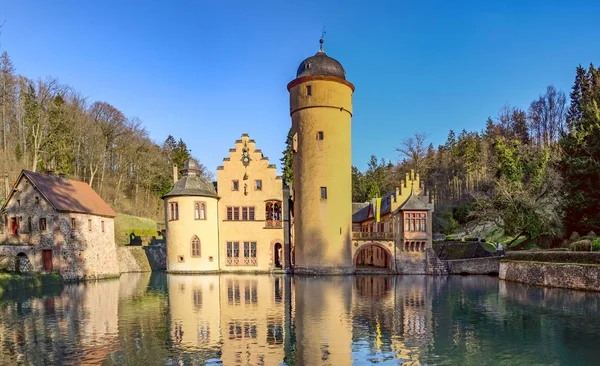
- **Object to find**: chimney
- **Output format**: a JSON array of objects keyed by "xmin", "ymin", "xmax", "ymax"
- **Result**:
[
  {"xmin": 58, "ymin": 173, "xmax": 67, "ymax": 181},
  {"xmin": 173, "ymin": 165, "xmax": 178, "ymax": 184},
  {"xmin": 45, "ymin": 169, "xmax": 55, "ymax": 177}
]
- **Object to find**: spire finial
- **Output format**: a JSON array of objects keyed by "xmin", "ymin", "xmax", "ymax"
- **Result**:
[{"xmin": 319, "ymin": 26, "xmax": 326, "ymax": 52}]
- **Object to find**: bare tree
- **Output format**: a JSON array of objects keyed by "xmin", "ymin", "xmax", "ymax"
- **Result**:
[
  {"xmin": 396, "ymin": 132, "xmax": 430, "ymax": 175},
  {"xmin": 528, "ymin": 85, "xmax": 567, "ymax": 147}
]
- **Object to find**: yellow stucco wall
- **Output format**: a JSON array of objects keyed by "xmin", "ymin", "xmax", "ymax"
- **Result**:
[
  {"xmin": 289, "ymin": 77, "xmax": 354, "ymax": 270},
  {"xmin": 217, "ymin": 134, "xmax": 284, "ymax": 272},
  {"xmin": 164, "ymin": 196, "xmax": 220, "ymax": 272}
]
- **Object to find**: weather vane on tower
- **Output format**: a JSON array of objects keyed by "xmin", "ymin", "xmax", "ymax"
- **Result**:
[{"xmin": 320, "ymin": 26, "xmax": 326, "ymax": 51}]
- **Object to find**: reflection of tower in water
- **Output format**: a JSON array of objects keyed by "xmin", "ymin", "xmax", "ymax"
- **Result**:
[
  {"xmin": 294, "ymin": 276, "xmax": 353, "ymax": 365},
  {"xmin": 167, "ymin": 275, "xmax": 221, "ymax": 354}
]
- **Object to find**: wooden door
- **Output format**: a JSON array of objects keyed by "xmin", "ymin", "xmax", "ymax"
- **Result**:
[
  {"xmin": 42, "ymin": 249, "xmax": 53, "ymax": 271},
  {"xmin": 11, "ymin": 217, "xmax": 18, "ymax": 235}
]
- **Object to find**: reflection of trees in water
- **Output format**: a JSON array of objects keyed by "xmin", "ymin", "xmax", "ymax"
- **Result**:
[{"xmin": 3, "ymin": 274, "xmax": 600, "ymax": 365}]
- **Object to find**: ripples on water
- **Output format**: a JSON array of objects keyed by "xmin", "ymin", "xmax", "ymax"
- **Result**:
[{"xmin": 1, "ymin": 273, "xmax": 600, "ymax": 365}]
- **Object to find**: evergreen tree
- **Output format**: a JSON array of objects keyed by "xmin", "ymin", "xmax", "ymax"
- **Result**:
[
  {"xmin": 281, "ymin": 128, "xmax": 293, "ymax": 185},
  {"xmin": 561, "ymin": 64, "xmax": 600, "ymax": 234}
]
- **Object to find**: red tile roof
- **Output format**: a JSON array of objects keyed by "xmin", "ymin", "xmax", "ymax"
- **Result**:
[{"xmin": 22, "ymin": 170, "xmax": 116, "ymax": 217}]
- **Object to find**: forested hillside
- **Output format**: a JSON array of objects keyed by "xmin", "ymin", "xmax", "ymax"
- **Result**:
[
  {"xmin": 0, "ymin": 50, "xmax": 211, "ymax": 220},
  {"xmin": 347, "ymin": 64, "xmax": 600, "ymax": 247}
]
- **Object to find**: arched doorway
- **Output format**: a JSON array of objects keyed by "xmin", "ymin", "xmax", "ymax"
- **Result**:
[
  {"xmin": 16, "ymin": 252, "xmax": 32, "ymax": 273},
  {"xmin": 355, "ymin": 244, "xmax": 391, "ymax": 269},
  {"xmin": 274, "ymin": 243, "xmax": 283, "ymax": 268}
]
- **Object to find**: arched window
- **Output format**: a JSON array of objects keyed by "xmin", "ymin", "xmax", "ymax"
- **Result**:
[
  {"xmin": 194, "ymin": 204, "xmax": 200, "ymax": 220},
  {"xmin": 265, "ymin": 201, "xmax": 282, "ymax": 227},
  {"xmin": 191, "ymin": 236, "xmax": 201, "ymax": 257},
  {"xmin": 266, "ymin": 202, "xmax": 273, "ymax": 220},
  {"xmin": 200, "ymin": 203, "xmax": 206, "ymax": 220}
]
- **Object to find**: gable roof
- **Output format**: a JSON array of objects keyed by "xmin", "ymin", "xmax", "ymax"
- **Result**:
[
  {"xmin": 395, "ymin": 185, "xmax": 432, "ymax": 212},
  {"xmin": 398, "ymin": 193, "xmax": 430, "ymax": 211},
  {"xmin": 3, "ymin": 170, "xmax": 116, "ymax": 217}
]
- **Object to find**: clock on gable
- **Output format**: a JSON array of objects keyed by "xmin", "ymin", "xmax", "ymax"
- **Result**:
[{"xmin": 241, "ymin": 143, "xmax": 251, "ymax": 167}]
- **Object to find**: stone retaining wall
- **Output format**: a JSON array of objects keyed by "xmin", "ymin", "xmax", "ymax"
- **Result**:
[
  {"xmin": 500, "ymin": 260, "xmax": 600, "ymax": 291},
  {"xmin": 445, "ymin": 257, "xmax": 500, "ymax": 275},
  {"xmin": 117, "ymin": 245, "xmax": 166, "ymax": 273}
]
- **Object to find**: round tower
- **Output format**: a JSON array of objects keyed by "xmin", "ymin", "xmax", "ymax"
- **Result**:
[
  {"xmin": 162, "ymin": 158, "xmax": 220, "ymax": 272},
  {"xmin": 287, "ymin": 39, "xmax": 355, "ymax": 274}
]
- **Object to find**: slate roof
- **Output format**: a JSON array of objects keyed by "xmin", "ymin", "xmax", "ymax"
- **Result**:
[
  {"xmin": 352, "ymin": 188, "xmax": 432, "ymax": 223},
  {"xmin": 352, "ymin": 203, "xmax": 370, "ymax": 223},
  {"xmin": 12, "ymin": 170, "xmax": 116, "ymax": 217},
  {"xmin": 162, "ymin": 158, "xmax": 219, "ymax": 199},
  {"xmin": 352, "ymin": 202, "xmax": 369, "ymax": 215},
  {"xmin": 296, "ymin": 40, "xmax": 346, "ymax": 80},
  {"xmin": 398, "ymin": 193, "xmax": 430, "ymax": 211}
]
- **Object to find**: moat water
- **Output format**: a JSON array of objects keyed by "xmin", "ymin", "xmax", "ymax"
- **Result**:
[{"xmin": 1, "ymin": 273, "xmax": 600, "ymax": 365}]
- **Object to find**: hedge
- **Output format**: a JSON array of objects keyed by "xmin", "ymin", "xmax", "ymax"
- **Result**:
[{"xmin": 504, "ymin": 251, "xmax": 600, "ymax": 265}]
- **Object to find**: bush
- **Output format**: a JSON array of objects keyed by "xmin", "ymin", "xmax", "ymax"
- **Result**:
[
  {"xmin": 569, "ymin": 232, "xmax": 581, "ymax": 243},
  {"xmin": 504, "ymin": 251, "xmax": 600, "ymax": 265},
  {"xmin": 584, "ymin": 231, "xmax": 598, "ymax": 241},
  {"xmin": 593, "ymin": 238, "xmax": 600, "ymax": 252},
  {"xmin": 570, "ymin": 240, "xmax": 592, "ymax": 252},
  {"xmin": 453, "ymin": 203, "xmax": 474, "ymax": 225}
]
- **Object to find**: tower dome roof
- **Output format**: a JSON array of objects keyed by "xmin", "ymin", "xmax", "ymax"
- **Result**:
[
  {"xmin": 296, "ymin": 39, "xmax": 346, "ymax": 80},
  {"xmin": 162, "ymin": 158, "xmax": 218, "ymax": 199}
]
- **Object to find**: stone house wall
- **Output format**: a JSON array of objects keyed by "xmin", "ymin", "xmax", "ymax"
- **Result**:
[{"xmin": 0, "ymin": 176, "xmax": 119, "ymax": 280}]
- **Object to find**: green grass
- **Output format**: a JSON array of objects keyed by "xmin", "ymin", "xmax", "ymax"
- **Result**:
[
  {"xmin": 0, "ymin": 271, "xmax": 63, "ymax": 297},
  {"xmin": 115, "ymin": 214, "xmax": 162, "ymax": 246}
]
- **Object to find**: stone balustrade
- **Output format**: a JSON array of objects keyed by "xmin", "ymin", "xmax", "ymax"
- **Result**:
[{"xmin": 351, "ymin": 231, "xmax": 394, "ymax": 240}]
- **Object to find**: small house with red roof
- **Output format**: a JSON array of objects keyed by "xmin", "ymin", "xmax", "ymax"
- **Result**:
[{"xmin": 0, "ymin": 170, "xmax": 120, "ymax": 280}]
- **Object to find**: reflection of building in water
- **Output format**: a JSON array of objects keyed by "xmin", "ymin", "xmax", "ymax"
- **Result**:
[
  {"xmin": 218, "ymin": 275, "xmax": 288, "ymax": 366},
  {"xmin": 167, "ymin": 275, "xmax": 221, "ymax": 354},
  {"xmin": 350, "ymin": 276, "xmax": 433, "ymax": 365},
  {"xmin": 392, "ymin": 277, "xmax": 433, "ymax": 362},
  {"xmin": 294, "ymin": 277, "xmax": 353, "ymax": 365},
  {"xmin": 0, "ymin": 278, "xmax": 121, "ymax": 365},
  {"xmin": 166, "ymin": 274, "xmax": 291, "ymax": 365}
]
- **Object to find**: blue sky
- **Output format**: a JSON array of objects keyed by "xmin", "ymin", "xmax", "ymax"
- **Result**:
[{"xmin": 1, "ymin": 0, "xmax": 599, "ymax": 174}]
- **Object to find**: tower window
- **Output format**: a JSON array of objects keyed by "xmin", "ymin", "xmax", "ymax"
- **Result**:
[
  {"xmin": 191, "ymin": 235, "xmax": 201, "ymax": 257},
  {"xmin": 307, "ymin": 85, "xmax": 312, "ymax": 96},
  {"xmin": 317, "ymin": 131, "xmax": 324, "ymax": 140},
  {"xmin": 320, "ymin": 187, "xmax": 327, "ymax": 199},
  {"xmin": 232, "ymin": 180, "xmax": 239, "ymax": 191}
]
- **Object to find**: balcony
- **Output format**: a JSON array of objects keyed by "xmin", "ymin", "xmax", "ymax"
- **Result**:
[
  {"xmin": 265, "ymin": 220, "xmax": 282, "ymax": 228},
  {"xmin": 352, "ymin": 231, "xmax": 394, "ymax": 241}
]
